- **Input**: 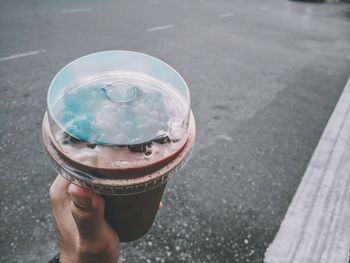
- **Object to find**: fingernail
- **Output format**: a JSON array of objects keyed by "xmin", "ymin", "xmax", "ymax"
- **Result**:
[{"xmin": 71, "ymin": 195, "xmax": 91, "ymax": 209}]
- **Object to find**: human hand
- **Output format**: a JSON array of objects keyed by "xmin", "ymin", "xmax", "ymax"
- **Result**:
[{"xmin": 50, "ymin": 175, "xmax": 120, "ymax": 263}]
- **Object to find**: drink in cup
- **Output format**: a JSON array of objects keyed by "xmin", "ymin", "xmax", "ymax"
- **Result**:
[{"xmin": 42, "ymin": 51, "xmax": 195, "ymax": 242}]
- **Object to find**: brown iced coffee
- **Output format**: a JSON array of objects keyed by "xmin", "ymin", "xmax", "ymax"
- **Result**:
[{"xmin": 42, "ymin": 51, "xmax": 195, "ymax": 242}]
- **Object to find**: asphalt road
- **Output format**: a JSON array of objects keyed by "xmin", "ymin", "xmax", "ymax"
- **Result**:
[{"xmin": 1, "ymin": 0, "xmax": 350, "ymax": 262}]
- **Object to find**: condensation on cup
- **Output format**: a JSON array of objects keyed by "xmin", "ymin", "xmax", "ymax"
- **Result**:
[{"xmin": 42, "ymin": 51, "xmax": 196, "ymax": 242}]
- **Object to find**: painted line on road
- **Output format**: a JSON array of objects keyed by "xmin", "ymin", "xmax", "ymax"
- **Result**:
[
  {"xmin": 0, "ymin": 50, "xmax": 46, "ymax": 62},
  {"xmin": 147, "ymin": 24, "xmax": 173, "ymax": 32},
  {"xmin": 265, "ymin": 77, "xmax": 350, "ymax": 262},
  {"xmin": 219, "ymin": 13, "xmax": 233, "ymax": 18},
  {"xmin": 61, "ymin": 8, "xmax": 92, "ymax": 14}
]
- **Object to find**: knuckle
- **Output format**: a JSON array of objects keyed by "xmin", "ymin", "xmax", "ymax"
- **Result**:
[{"xmin": 71, "ymin": 204, "xmax": 93, "ymax": 222}]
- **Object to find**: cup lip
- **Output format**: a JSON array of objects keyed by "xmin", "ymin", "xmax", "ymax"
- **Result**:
[
  {"xmin": 47, "ymin": 50, "xmax": 191, "ymax": 124},
  {"xmin": 42, "ymin": 112, "xmax": 196, "ymax": 195}
]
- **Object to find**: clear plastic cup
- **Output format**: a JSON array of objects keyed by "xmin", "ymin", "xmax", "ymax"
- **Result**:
[{"xmin": 42, "ymin": 51, "xmax": 195, "ymax": 241}]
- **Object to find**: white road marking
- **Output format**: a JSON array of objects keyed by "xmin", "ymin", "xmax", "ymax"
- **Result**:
[
  {"xmin": 61, "ymin": 8, "xmax": 92, "ymax": 14},
  {"xmin": 216, "ymin": 135, "xmax": 234, "ymax": 142},
  {"xmin": 219, "ymin": 13, "xmax": 233, "ymax": 18},
  {"xmin": 147, "ymin": 24, "xmax": 173, "ymax": 32},
  {"xmin": 265, "ymin": 77, "xmax": 350, "ymax": 263},
  {"xmin": 0, "ymin": 50, "xmax": 46, "ymax": 62}
]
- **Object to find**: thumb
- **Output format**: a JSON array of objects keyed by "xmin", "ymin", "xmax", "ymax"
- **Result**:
[{"xmin": 68, "ymin": 183, "xmax": 106, "ymax": 242}]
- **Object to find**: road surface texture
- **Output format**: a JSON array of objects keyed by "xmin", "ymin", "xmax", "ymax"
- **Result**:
[{"xmin": 0, "ymin": 0, "xmax": 350, "ymax": 262}]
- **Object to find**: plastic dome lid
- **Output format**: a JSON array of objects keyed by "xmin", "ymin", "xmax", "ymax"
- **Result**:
[{"xmin": 46, "ymin": 51, "xmax": 191, "ymax": 170}]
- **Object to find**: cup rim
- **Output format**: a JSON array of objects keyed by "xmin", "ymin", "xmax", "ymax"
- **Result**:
[{"xmin": 47, "ymin": 50, "xmax": 191, "ymax": 126}]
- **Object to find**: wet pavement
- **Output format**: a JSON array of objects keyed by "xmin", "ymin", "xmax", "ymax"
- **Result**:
[{"xmin": 0, "ymin": 0, "xmax": 350, "ymax": 262}]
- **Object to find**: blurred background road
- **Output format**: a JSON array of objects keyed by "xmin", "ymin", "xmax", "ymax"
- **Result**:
[{"xmin": 1, "ymin": 0, "xmax": 350, "ymax": 262}]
